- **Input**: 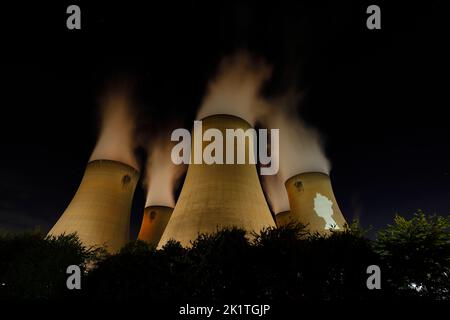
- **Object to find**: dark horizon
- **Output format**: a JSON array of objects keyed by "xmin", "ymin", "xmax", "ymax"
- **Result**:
[{"xmin": 0, "ymin": 0, "xmax": 448, "ymax": 238}]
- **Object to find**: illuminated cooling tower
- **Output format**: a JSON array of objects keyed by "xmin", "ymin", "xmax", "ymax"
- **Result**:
[
  {"xmin": 48, "ymin": 160, "xmax": 139, "ymax": 252},
  {"xmin": 275, "ymin": 210, "xmax": 292, "ymax": 227},
  {"xmin": 137, "ymin": 206, "xmax": 173, "ymax": 247},
  {"xmin": 285, "ymin": 172, "xmax": 346, "ymax": 233},
  {"xmin": 159, "ymin": 114, "xmax": 275, "ymax": 247}
]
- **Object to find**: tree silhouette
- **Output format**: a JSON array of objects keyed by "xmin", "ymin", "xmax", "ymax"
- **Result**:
[
  {"xmin": 375, "ymin": 210, "xmax": 450, "ymax": 300},
  {"xmin": 1, "ymin": 211, "xmax": 449, "ymax": 300},
  {"xmin": 0, "ymin": 231, "xmax": 101, "ymax": 299}
]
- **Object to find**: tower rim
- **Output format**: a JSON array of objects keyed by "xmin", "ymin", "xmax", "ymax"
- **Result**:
[
  {"xmin": 144, "ymin": 205, "xmax": 175, "ymax": 210},
  {"xmin": 197, "ymin": 113, "xmax": 252, "ymax": 127},
  {"xmin": 284, "ymin": 171, "xmax": 330, "ymax": 186},
  {"xmin": 275, "ymin": 210, "xmax": 291, "ymax": 216},
  {"xmin": 87, "ymin": 159, "xmax": 140, "ymax": 175}
]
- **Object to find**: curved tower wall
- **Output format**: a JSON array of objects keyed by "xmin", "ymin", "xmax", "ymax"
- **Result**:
[
  {"xmin": 159, "ymin": 114, "xmax": 275, "ymax": 247},
  {"xmin": 138, "ymin": 206, "xmax": 173, "ymax": 247},
  {"xmin": 48, "ymin": 159, "xmax": 140, "ymax": 252},
  {"xmin": 275, "ymin": 210, "xmax": 292, "ymax": 227},
  {"xmin": 285, "ymin": 172, "xmax": 346, "ymax": 234}
]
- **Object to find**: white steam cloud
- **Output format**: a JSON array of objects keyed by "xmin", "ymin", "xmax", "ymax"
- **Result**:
[
  {"xmin": 196, "ymin": 51, "xmax": 271, "ymax": 125},
  {"xmin": 261, "ymin": 94, "xmax": 330, "ymax": 184},
  {"xmin": 144, "ymin": 136, "xmax": 186, "ymax": 208},
  {"xmin": 262, "ymin": 173, "xmax": 290, "ymax": 214},
  {"xmin": 89, "ymin": 89, "xmax": 139, "ymax": 170}
]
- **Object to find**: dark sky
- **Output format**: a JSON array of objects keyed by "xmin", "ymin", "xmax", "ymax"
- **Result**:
[{"xmin": 0, "ymin": 0, "xmax": 448, "ymax": 237}]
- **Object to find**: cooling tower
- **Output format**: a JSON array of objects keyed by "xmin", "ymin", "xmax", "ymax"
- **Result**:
[
  {"xmin": 159, "ymin": 114, "xmax": 275, "ymax": 247},
  {"xmin": 48, "ymin": 160, "xmax": 139, "ymax": 252},
  {"xmin": 137, "ymin": 206, "xmax": 173, "ymax": 247},
  {"xmin": 285, "ymin": 172, "xmax": 346, "ymax": 233},
  {"xmin": 275, "ymin": 210, "xmax": 292, "ymax": 227}
]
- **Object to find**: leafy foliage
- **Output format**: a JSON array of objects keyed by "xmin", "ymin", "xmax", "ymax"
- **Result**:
[
  {"xmin": 0, "ymin": 231, "xmax": 102, "ymax": 299},
  {"xmin": 0, "ymin": 211, "xmax": 449, "ymax": 300},
  {"xmin": 374, "ymin": 210, "xmax": 450, "ymax": 299}
]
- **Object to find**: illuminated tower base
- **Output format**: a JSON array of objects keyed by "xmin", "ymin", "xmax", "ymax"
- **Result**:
[
  {"xmin": 159, "ymin": 114, "xmax": 276, "ymax": 247},
  {"xmin": 285, "ymin": 172, "xmax": 346, "ymax": 234},
  {"xmin": 48, "ymin": 160, "xmax": 139, "ymax": 252},
  {"xmin": 275, "ymin": 210, "xmax": 293, "ymax": 227},
  {"xmin": 138, "ymin": 206, "xmax": 173, "ymax": 247}
]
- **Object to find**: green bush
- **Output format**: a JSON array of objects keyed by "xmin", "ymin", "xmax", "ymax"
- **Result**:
[
  {"xmin": 1, "ymin": 211, "xmax": 449, "ymax": 300},
  {"xmin": 0, "ymin": 231, "xmax": 101, "ymax": 299},
  {"xmin": 374, "ymin": 210, "xmax": 450, "ymax": 300}
]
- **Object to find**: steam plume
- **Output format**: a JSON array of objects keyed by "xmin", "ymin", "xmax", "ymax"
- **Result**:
[
  {"xmin": 261, "ymin": 93, "xmax": 330, "ymax": 183},
  {"xmin": 196, "ymin": 51, "xmax": 271, "ymax": 125},
  {"xmin": 262, "ymin": 173, "xmax": 290, "ymax": 214},
  {"xmin": 90, "ymin": 86, "xmax": 139, "ymax": 170},
  {"xmin": 144, "ymin": 136, "xmax": 186, "ymax": 207}
]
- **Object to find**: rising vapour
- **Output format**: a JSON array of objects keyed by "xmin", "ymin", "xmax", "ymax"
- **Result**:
[
  {"xmin": 262, "ymin": 173, "xmax": 291, "ymax": 214},
  {"xmin": 261, "ymin": 93, "xmax": 330, "ymax": 184},
  {"xmin": 261, "ymin": 133, "xmax": 290, "ymax": 213},
  {"xmin": 89, "ymin": 86, "xmax": 139, "ymax": 170},
  {"xmin": 196, "ymin": 51, "xmax": 271, "ymax": 125},
  {"xmin": 144, "ymin": 136, "xmax": 186, "ymax": 208}
]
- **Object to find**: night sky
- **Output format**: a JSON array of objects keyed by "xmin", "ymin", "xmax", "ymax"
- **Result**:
[{"xmin": 0, "ymin": 1, "xmax": 448, "ymax": 238}]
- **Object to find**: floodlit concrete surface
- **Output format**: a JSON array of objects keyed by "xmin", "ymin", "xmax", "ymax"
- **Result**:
[
  {"xmin": 48, "ymin": 159, "xmax": 139, "ymax": 252},
  {"xmin": 275, "ymin": 210, "xmax": 292, "ymax": 227},
  {"xmin": 138, "ymin": 206, "xmax": 173, "ymax": 247},
  {"xmin": 285, "ymin": 172, "xmax": 347, "ymax": 234},
  {"xmin": 159, "ymin": 114, "xmax": 276, "ymax": 247}
]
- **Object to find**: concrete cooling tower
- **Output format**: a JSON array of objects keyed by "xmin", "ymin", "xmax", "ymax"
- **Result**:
[
  {"xmin": 274, "ymin": 210, "xmax": 292, "ymax": 227},
  {"xmin": 285, "ymin": 172, "xmax": 346, "ymax": 234},
  {"xmin": 159, "ymin": 114, "xmax": 276, "ymax": 247},
  {"xmin": 48, "ymin": 160, "xmax": 139, "ymax": 253},
  {"xmin": 137, "ymin": 206, "xmax": 173, "ymax": 247}
]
